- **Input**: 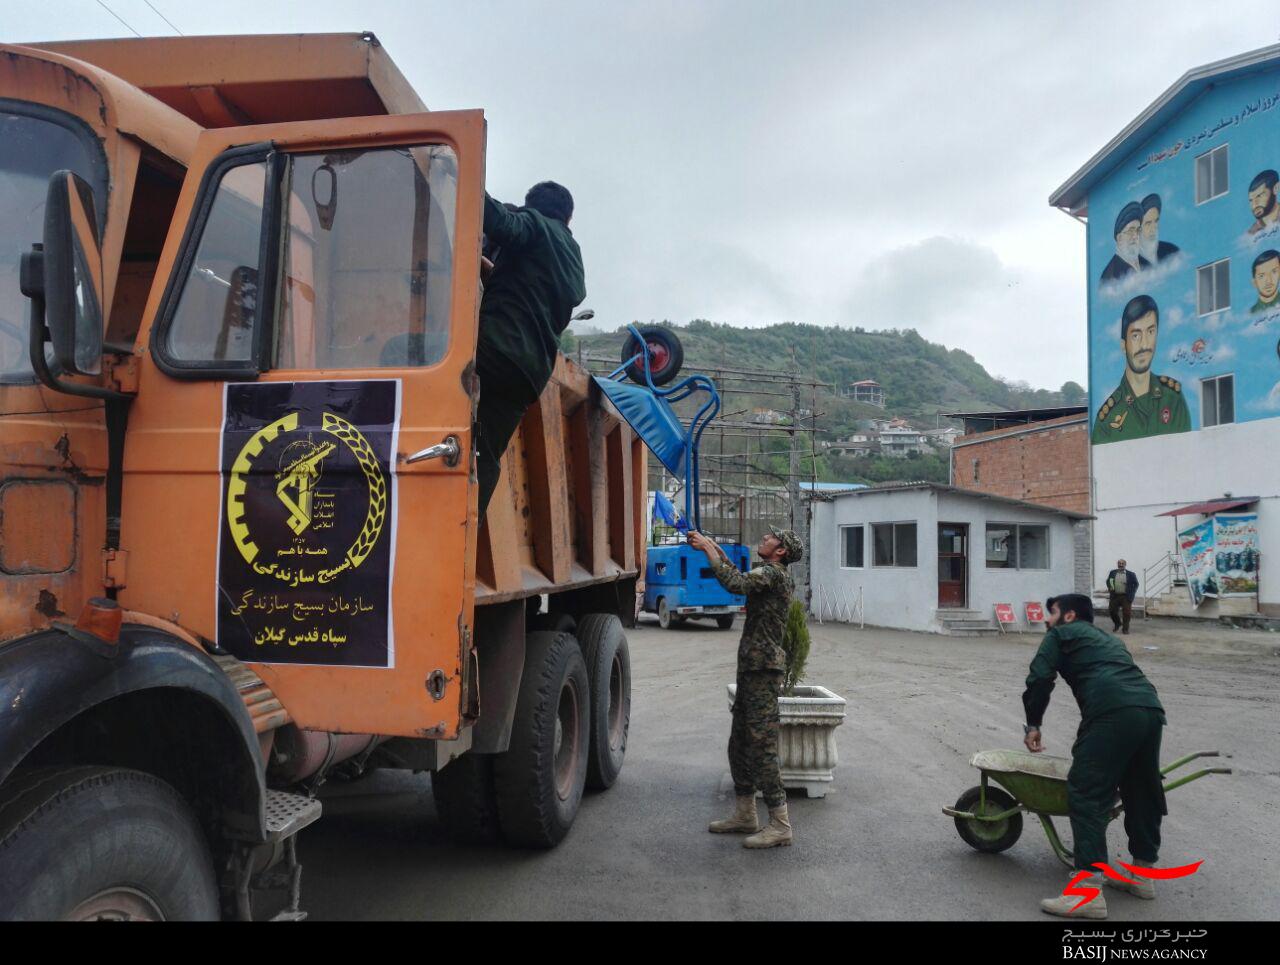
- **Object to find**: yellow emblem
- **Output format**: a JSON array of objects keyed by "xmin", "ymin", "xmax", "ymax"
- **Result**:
[
  {"xmin": 226, "ymin": 411, "xmax": 387, "ymax": 573},
  {"xmin": 1108, "ymin": 410, "xmax": 1127, "ymax": 431}
]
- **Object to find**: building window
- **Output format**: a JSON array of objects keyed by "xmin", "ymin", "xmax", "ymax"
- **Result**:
[
  {"xmin": 872, "ymin": 522, "xmax": 917, "ymax": 567},
  {"xmin": 1197, "ymin": 259, "xmax": 1230, "ymax": 316},
  {"xmin": 840, "ymin": 525, "xmax": 864, "ymax": 568},
  {"xmin": 1201, "ymin": 374, "xmax": 1235, "ymax": 427},
  {"xmin": 1195, "ymin": 144, "xmax": 1229, "ymax": 204},
  {"xmin": 986, "ymin": 524, "xmax": 1050, "ymax": 570}
]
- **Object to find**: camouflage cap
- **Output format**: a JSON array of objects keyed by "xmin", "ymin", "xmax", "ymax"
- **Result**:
[{"xmin": 768, "ymin": 526, "xmax": 804, "ymax": 564}]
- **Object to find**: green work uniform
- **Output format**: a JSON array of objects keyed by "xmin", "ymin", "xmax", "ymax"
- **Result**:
[
  {"xmin": 476, "ymin": 194, "xmax": 586, "ymax": 513},
  {"xmin": 712, "ymin": 557, "xmax": 793, "ymax": 808},
  {"xmin": 1091, "ymin": 373, "xmax": 1191, "ymax": 445},
  {"xmin": 1023, "ymin": 621, "xmax": 1167, "ymax": 870}
]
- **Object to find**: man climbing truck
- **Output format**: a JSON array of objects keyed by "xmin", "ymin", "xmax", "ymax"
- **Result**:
[{"xmin": 0, "ymin": 33, "xmax": 649, "ymax": 920}]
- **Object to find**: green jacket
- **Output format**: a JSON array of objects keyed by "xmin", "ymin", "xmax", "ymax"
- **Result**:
[
  {"xmin": 711, "ymin": 558, "xmax": 792, "ymax": 673},
  {"xmin": 1023, "ymin": 621, "xmax": 1164, "ymax": 727},
  {"xmin": 1091, "ymin": 373, "xmax": 1191, "ymax": 444},
  {"xmin": 479, "ymin": 194, "xmax": 586, "ymax": 396}
]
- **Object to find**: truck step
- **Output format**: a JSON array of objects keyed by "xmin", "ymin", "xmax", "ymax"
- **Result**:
[{"xmin": 264, "ymin": 790, "xmax": 323, "ymax": 842}]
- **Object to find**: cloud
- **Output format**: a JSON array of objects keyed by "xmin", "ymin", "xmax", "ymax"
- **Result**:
[
  {"xmin": 1096, "ymin": 252, "xmax": 1188, "ymax": 303},
  {"xmin": 1250, "ymin": 382, "xmax": 1280, "ymax": 413}
]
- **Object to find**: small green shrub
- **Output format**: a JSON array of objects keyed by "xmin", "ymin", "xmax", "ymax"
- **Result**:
[{"xmin": 781, "ymin": 599, "xmax": 811, "ymax": 695}]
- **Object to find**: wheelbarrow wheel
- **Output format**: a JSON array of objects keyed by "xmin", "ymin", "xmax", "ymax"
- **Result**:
[
  {"xmin": 953, "ymin": 785, "xmax": 1023, "ymax": 853},
  {"xmin": 621, "ymin": 326, "xmax": 684, "ymax": 386}
]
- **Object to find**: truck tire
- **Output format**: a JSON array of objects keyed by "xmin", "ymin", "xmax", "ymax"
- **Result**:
[
  {"xmin": 716, "ymin": 614, "xmax": 736, "ymax": 630},
  {"xmin": 657, "ymin": 597, "xmax": 674, "ymax": 629},
  {"xmin": 529, "ymin": 611, "xmax": 576, "ymax": 634},
  {"xmin": 493, "ymin": 631, "xmax": 590, "ymax": 848},
  {"xmin": 432, "ymin": 754, "xmax": 501, "ymax": 844},
  {"xmin": 575, "ymin": 614, "xmax": 632, "ymax": 791},
  {"xmin": 0, "ymin": 766, "xmax": 220, "ymax": 921}
]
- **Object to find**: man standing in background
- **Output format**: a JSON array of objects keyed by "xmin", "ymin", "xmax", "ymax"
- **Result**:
[{"xmin": 1107, "ymin": 559, "xmax": 1139, "ymax": 634}]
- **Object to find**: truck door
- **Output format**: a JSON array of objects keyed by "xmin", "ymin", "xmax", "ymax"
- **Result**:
[{"xmin": 122, "ymin": 112, "xmax": 485, "ymax": 737}]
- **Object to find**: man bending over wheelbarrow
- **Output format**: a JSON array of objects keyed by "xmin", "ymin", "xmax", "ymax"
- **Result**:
[{"xmin": 1023, "ymin": 594, "xmax": 1167, "ymax": 920}]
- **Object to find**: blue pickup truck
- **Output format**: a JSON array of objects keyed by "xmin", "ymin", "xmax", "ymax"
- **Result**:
[{"xmin": 642, "ymin": 542, "xmax": 750, "ymax": 629}]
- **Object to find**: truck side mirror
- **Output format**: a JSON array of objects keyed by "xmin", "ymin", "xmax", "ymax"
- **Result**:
[{"xmin": 43, "ymin": 170, "xmax": 105, "ymax": 376}]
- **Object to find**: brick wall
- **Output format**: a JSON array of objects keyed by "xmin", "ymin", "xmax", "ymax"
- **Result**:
[{"xmin": 949, "ymin": 415, "xmax": 1091, "ymax": 515}]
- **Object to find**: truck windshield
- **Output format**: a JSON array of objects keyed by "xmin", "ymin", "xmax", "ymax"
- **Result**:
[{"xmin": 0, "ymin": 108, "xmax": 106, "ymax": 382}]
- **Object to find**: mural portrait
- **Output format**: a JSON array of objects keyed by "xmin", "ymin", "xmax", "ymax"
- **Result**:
[
  {"xmin": 1092, "ymin": 294, "xmax": 1191, "ymax": 444},
  {"xmin": 1139, "ymin": 194, "xmax": 1180, "ymax": 264},
  {"xmin": 1251, "ymin": 249, "xmax": 1280, "ymax": 314},
  {"xmin": 1247, "ymin": 169, "xmax": 1279, "ymax": 235},
  {"xmin": 1088, "ymin": 75, "xmax": 1280, "ymax": 445},
  {"xmin": 1101, "ymin": 201, "xmax": 1149, "ymax": 282}
]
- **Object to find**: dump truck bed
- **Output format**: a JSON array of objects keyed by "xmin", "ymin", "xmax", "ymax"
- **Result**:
[
  {"xmin": 27, "ymin": 32, "xmax": 424, "ymax": 127},
  {"xmin": 476, "ymin": 356, "xmax": 647, "ymax": 605}
]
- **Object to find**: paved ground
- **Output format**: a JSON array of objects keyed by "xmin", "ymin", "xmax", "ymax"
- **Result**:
[{"xmin": 302, "ymin": 616, "xmax": 1279, "ymax": 921}]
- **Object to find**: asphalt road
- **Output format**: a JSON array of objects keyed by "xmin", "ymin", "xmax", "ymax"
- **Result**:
[{"xmin": 300, "ymin": 616, "xmax": 1279, "ymax": 921}]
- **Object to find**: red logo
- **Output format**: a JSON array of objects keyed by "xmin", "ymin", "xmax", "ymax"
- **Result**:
[
  {"xmin": 1063, "ymin": 860, "xmax": 1203, "ymax": 911},
  {"xmin": 1191, "ymin": 338, "xmax": 1206, "ymax": 355},
  {"xmin": 1161, "ymin": 407, "xmax": 1171, "ymax": 424}
]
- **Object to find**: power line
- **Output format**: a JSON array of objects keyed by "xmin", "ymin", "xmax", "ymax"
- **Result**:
[
  {"xmin": 95, "ymin": 0, "xmax": 142, "ymax": 36},
  {"xmin": 143, "ymin": 0, "xmax": 184, "ymax": 34}
]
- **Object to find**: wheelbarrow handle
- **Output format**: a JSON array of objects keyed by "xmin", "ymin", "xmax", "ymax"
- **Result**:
[{"xmin": 1159, "ymin": 750, "xmax": 1229, "ymax": 776}]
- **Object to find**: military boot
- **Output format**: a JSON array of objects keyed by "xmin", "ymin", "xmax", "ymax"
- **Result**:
[
  {"xmin": 708, "ymin": 795, "xmax": 760, "ymax": 834},
  {"xmin": 1040, "ymin": 873, "xmax": 1108, "ymax": 919},
  {"xmin": 1107, "ymin": 859, "xmax": 1156, "ymax": 900},
  {"xmin": 743, "ymin": 803, "xmax": 792, "ymax": 848}
]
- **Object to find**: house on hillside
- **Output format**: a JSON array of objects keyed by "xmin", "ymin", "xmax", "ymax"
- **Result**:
[
  {"xmin": 878, "ymin": 426, "xmax": 927, "ymax": 457},
  {"xmin": 842, "ymin": 379, "xmax": 887, "ymax": 407}
]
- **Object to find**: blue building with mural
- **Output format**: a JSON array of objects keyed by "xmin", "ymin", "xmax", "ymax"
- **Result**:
[{"xmin": 1051, "ymin": 44, "xmax": 1280, "ymax": 618}]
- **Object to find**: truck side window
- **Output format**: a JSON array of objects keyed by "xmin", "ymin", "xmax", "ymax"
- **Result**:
[
  {"xmin": 274, "ymin": 144, "xmax": 457, "ymax": 370},
  {"xmin": 163, "ymin": 160, "xmax": 268, "ymax": 364}
]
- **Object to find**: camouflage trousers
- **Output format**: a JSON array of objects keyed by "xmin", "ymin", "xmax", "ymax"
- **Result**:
[{"xmin": 729, "ymin": 669, "xmax": 785, "ymax": 808}]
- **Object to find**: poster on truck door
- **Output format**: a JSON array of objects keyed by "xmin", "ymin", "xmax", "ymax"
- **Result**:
[
  {"xmin": 217, "ymin": 379, "xmax": 400, "ymax": 668},
  {"xmin": 1213, "ymin": 513, "xmax": 1260, "ymax": 596},
  {"xmin": 1177, "ymin": 519, "xmax": 1218, "ymax": 607}
]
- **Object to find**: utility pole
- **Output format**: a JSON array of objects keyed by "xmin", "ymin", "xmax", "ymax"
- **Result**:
[{"xmin": 787, "ymin": 354, "xmax": 809, "ymax": 605}]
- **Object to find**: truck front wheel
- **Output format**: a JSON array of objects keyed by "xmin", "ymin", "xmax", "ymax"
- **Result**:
[
  {"xmin": 0, "ymin": 766, "xmax": 220, "ymax": 921},
  {"xmin": 576, "ymin": 614, "xmax": 632, "ymax": 790},
  {"xmin": 493, "ymin": 631, "xmax": 590, "ymax": 847}
]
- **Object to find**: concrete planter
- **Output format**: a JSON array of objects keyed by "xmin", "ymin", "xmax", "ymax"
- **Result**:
[{"xmin": 726, "ymin": 683, "xmax": 847, "ymax": 798}]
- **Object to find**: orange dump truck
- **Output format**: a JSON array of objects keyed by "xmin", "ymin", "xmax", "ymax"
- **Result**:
[{"xmin": 0, "ymin": 33, "xmax": 647, "ymax": 920}]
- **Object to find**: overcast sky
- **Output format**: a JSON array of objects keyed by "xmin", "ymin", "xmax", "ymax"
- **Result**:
[{"xmin": 6, "ymin": 1, "xmax": 1279, "ymax": 388}]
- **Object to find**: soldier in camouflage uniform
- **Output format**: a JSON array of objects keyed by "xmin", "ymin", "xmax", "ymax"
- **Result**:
[
  {"xmin": 688, "ymin": 525, "xmax": 803, "ymax": 849},
  {"xmin": 1092, "ymin": 294, "xmax": 1190, "ymax": 445}
]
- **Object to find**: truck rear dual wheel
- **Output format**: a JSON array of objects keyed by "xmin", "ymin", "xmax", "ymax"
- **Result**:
[
  {"xmin": 575, "ymin": 614, "xmax": 632, "ymax": 790},
  {"xmin": 716, "ymin": 615, "xmax": 736, "ymax": 630},
  {"xmin": 0, "ymin": 766, "xmax": 220, "ymax": 921},
  {"xmin": 493, "ymin": 631, "xmax": 590, "ymax": 848}
]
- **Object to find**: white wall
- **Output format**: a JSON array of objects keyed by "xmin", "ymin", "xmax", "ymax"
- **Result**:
[
  {"xmin": 810, "ymin": 489, "xmax": 937, "ymax": 632},
  {"xmin": 810, "ymin": 488, "xmax": 1078, "ymax": 632},
  {"xmin": 1092, "ymin": 418, "xmax": 1280, "ymax": 610}
]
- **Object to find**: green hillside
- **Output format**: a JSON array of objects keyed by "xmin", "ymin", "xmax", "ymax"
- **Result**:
[{"xmin": 567, "ymin": 320, "xmax": 1085, "ymax": 486}]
